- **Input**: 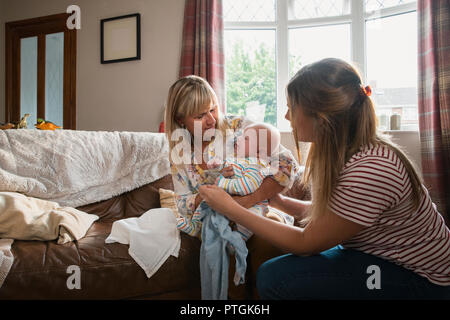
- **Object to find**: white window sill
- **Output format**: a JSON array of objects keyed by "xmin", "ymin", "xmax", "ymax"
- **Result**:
[
  {"xmin": 381, "ymin": 130, "xmax": 419, "ymax": 134},
  {"xmin": 278, "ymin": 129, "xmax": 420, "ymax": 134}
]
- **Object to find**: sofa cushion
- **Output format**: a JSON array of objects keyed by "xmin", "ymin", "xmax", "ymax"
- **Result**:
[
  {"xmin": 159, "ymin": 188, "xmax": 179, "ymax": 217},
  {"xmin": 76, "ymin": 175, "xmax": 174, "ymax": 221}
]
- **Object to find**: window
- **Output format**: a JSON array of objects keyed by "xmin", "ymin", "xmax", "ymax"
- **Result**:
[
  {"xmin": 366, "ymin": 10, "xmax": 418, "ymax": 131},
  {"xmin": 224, "ymin": 0, "xmax": 418, "ymax": 131}
]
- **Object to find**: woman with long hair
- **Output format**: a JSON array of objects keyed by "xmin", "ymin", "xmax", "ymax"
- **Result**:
[{"xmin": 199, "ymin": 58, "xmax": 450, "ymax": 299}]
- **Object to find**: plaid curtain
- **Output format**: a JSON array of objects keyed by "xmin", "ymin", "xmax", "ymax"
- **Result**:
[
  {"xmin": 179, "ymin": 0, "xmax": 226, "ymax": 112},
  {"xmin": 418, "ymin": 0, "xmax": 450, "ymax": 226}
]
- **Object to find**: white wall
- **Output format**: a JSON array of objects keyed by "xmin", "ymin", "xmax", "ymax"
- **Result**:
[{"xmin": 0, "ymin": 0, "xmax": 184, "ymax": 131}]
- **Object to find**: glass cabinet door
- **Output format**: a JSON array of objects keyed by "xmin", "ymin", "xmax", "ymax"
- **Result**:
[
  {"xmin": 19, "ymin": 32, "xmax": 65, "ymax": 128},
  {"xmin": 20, "ymin": 36, "xmax": 38, "ymax": 127},
  {"xmin": 45, "ymin": 32, "xmax": 64, "ymax": 127}
]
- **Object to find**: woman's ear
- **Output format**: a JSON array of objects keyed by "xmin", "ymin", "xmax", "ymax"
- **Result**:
[
  {"xmin": 313, "ymin": 112, "xmax": 326, "ymax": 127},
  {"xmin": 317, "ymin": 118, "xmax": 325, "ymax": 127}
]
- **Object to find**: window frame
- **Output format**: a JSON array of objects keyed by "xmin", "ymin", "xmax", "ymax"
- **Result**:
[{"xmin": 224, "ymin": 0, "xmax": 418, "ymax": 132}]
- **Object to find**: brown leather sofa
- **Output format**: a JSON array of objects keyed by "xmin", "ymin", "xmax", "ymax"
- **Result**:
[{"xmin": 0, "ymin": 174, "xmax": 308, "ymax": 300}]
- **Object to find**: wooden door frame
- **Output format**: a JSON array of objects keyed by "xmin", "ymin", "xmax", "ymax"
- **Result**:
[{"xmin": 5, "ymin": 13, "xmax": 77, "ymax": 129}]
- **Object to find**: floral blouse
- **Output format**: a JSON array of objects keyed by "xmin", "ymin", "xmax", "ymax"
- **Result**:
[{"xmin": 170, "ymin": 114, "xmax": 300, "ymax": 232}]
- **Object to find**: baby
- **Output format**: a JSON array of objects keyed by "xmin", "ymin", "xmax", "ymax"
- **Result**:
[
  {"xmin": 176, "ymin": 123, "xmax": 285, "ymax": 241},
  {"xmin": 213, "ymin": 123, "xmax": 284, "ymax": 240}
]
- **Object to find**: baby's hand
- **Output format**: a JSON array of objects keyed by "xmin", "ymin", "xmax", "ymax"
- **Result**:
[
  {"xmin": 220, "ymin": 165, "xmax": 234, "ymax": 178},
  {"xmin": 207, "ymin": 157, "xmax": 223, "ymax": 170}
]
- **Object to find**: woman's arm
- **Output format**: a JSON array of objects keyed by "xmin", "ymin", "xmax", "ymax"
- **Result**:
[
  {"xmin": 234, "ymin": 146, "xmax": 301, "ymax": 209},
  {"xmin": 198, "ymin": 185, "xmax": 365, "ymax": 255},
  {"xmin": 269, "ymin": 193, "xmax": 311, "ymax": 221},
  {"xmin": 170, "ymin": 165, "xmax": 203, "ymax": 215},
  {"xmin": 232, "ymin": 176, "xmax": 284, "ymax": 208}
]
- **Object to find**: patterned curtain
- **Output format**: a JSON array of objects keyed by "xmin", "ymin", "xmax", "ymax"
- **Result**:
[
  {"xmin": 418, "ymin": 0, "xmax": 450, "ymax": 226},
  {"xmin": 179, "ymin": 0, "xmax": 226, "ymax": 112}
]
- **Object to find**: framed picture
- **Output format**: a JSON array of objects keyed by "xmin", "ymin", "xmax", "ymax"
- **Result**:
[{"xmin": 101, "ymin": 13, "xmax": 141, "ymax": 64}]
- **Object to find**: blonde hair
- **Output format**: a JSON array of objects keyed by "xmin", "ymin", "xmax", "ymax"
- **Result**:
[
  {"xmin": 287, "ymin": 58, "xmax": 424, "ymax": 224},
  {"xmin": 164, "ymin": 75, "xmax": 227, "ymax": 162}
]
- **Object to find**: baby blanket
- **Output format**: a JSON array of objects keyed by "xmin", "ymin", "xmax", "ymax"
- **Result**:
[{"xmin": 105, "ymin": 208, "xmax": 181, "ymax": 279}]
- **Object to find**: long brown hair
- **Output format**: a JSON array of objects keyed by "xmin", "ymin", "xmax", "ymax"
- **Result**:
[{"xmin": 287, "ymin": 58, "xmax": 424, "ymax": 224}]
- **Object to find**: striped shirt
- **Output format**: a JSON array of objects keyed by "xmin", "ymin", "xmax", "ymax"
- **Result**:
[
  {"xmin": 216, "ymin": 158, "xmax": 268, "ymax": 196},
  {"xmin": 177, "ymin": 158, "xmax": 270, "ymax": 240},
  {"xmin": 328, "ymin": 143, "xmax": 450, "ymax": 286}
]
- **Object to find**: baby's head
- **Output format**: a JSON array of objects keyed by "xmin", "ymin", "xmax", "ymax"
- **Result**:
[{"xmin": 235, "ymin": 123, "xmax": 280, "ymax": 159}]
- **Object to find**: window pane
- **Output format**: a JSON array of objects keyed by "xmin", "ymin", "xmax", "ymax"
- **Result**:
[
  {"xmin": 224, "ymin": 0, "xmax": 276, "ymax": 22},
  {"xmin": 288, "ymin": 0, "xmax": 351, "ymax": 20},
  {"xmin": 45, "ymin": 32, "xmax": 64, "ymax": 127},
  {"xmin": 20, "ymin": 36, "xmax": 38, "ymax": 128},
  {"xmin": 365, "ymin": 0, "xmax": 416, "ymax": 12},
  {"xmin": 224, "ymin": 29, "xmax": 276, "ymax": 126},
  {"xmin": 281, "ymin": 23, "xmax": 351, "ymax": 131},
  {"xmin": 366, "ymin": 12, "xmax": 418, "ymax": 131},
  {"xmin": 288, "ymin": 23, "xmax": 351, "ymax": 78}
]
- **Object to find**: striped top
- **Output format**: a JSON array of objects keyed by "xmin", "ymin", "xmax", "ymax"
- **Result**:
[
  {"xmin": 216, "ymin": 158, "xmax": 269, "ymax": 196},
  {"xmin": 328, "ymin": 143, "xmax": 450, "ymax": 286}
]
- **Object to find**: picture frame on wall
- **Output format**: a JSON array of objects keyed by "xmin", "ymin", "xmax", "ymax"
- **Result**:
[{"xmin": 101, "ymin": 13, "xmax": 141, "ymax": 64}]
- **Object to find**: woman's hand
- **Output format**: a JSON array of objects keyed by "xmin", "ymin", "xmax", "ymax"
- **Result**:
[{"xmin": 198, "ymin": 185, "xmax": 239, "ymax": 216}]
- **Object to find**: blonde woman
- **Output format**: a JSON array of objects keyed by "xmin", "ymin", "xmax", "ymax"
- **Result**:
[
  {"xmin": 199, "ymin": 58, "xmax": 450, "ymax": 299},
  {"xmin": 164, "ymin": 75, "xmax": 300, "ymax": 298}
]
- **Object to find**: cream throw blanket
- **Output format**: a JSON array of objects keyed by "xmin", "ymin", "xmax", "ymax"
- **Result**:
[
  {"xmin": 0, "ymin": 192, "xmax": 99, "ymax": 287},
  {"xmin": 0, "ymin": 192, "xmax": 99, "ymax": 244},
  {"xmin": 0, "ymin": 129, "xmax": 170, "ymax": 207}
]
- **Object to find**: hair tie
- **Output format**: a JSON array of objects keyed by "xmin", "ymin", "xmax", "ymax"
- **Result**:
[{"xmin": 362, "ymin": 85, "xmax": 372, "ymax": 97}]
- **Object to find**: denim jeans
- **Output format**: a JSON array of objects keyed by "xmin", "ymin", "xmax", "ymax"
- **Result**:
[{"xmin": 256, "ymin": 245, "xmax": 450, "ymax": 300}]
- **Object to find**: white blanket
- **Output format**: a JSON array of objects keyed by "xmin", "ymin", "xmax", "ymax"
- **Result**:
[
  {"xmin": 105, "ymin": 208, "xmax": 180, "ymax": 278},
  {"xmin": 0, "ymin": 239, "xmax": 14, "ymax": 288},
  {"xmin": 0, "ymin": 129, "xmax": 170, "ymax": 207}
]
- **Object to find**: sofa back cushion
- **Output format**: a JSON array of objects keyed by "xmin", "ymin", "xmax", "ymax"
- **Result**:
[
  {"xmin": 77, "ymin": 175, "xmax": 174, "ymax": 221},
  {"xmin": 76, "ymin": 172, "xmax": 309, "ymax": 222}
]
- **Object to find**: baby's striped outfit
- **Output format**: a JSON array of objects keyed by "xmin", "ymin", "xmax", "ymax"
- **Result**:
[{"xmin": 176, "ymin": 158, "xmax": 270, "ymax": 241}]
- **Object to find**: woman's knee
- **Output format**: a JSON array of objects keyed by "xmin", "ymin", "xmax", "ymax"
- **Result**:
[
  {"xmin": 256, "ymin": 255, "xmax": 294, "ymax": 299},
  {"xmin": 256, "ymin": 258, "xmax": 278, "ymax": 299}
]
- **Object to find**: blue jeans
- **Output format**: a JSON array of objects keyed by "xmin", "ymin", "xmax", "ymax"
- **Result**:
[{"xmin": 256, "ymin": 246, "xmax": 450, "ymax": 300}]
